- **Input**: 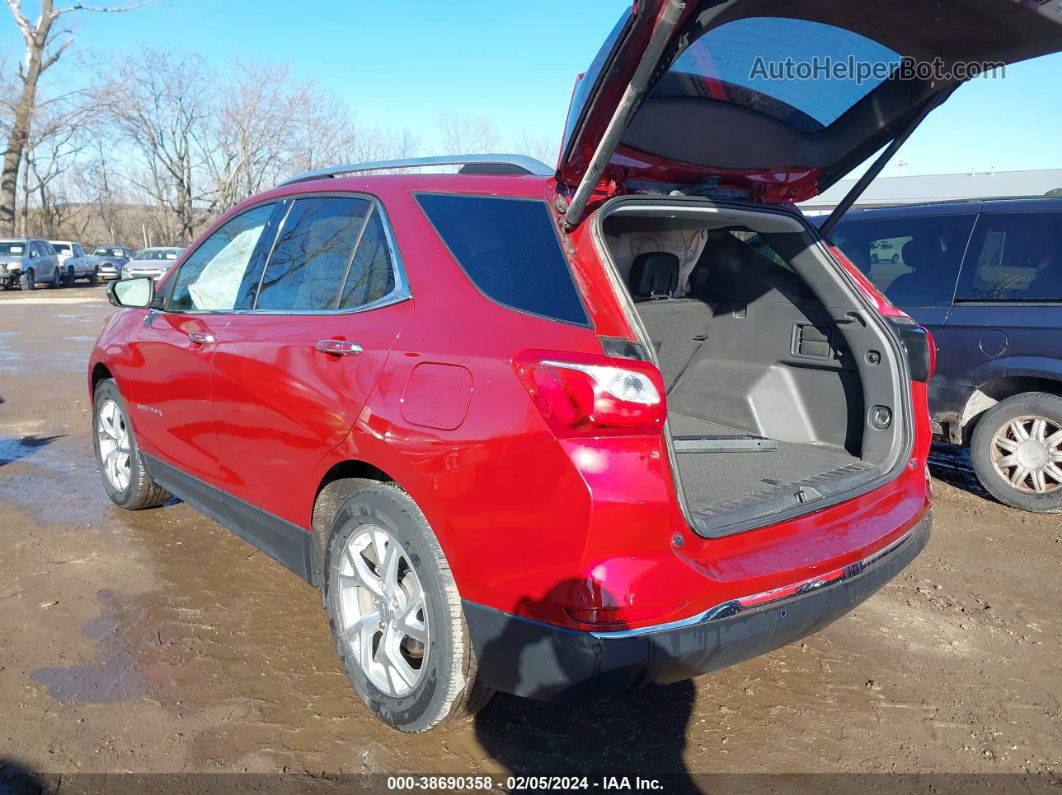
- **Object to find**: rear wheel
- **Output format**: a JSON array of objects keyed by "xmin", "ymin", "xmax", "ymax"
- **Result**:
[
  {"xmin": 970, "ymin": 392, "xmax": 1062, "ymax": 513},
  {"xmin": 19, "ymin": 269, "xmax": 34, "ymax": 290},
  {"xmin": 63, "ymin": 267, "xmax": 76, "ymax": 287},
  {"xmin": 324, "ymin": 482, "xmax": 492, "ymax": 731},
  {"xmin": 47, "ymin": 267, "xmax": 60, "ymax": 288},
  {"xmin": 92, "ymin": 379, "xmax": 171, "ymax": 510},
  {"xmin": 87, "ymin": 268, "xmax": 99, "ymax": 286}
]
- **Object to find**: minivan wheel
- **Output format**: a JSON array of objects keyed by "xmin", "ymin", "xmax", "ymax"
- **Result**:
[
  {"xmin": 325, "ymin": 483, "xmax": 492, "ymax": 731},
  {"xmin": 19, "ymin": 269, "xmax": 34, "ymax": 290},
  {"xmin": 48, "ymin": 267, "xmax": 60, "ymax": 288},
  {"xmin": 92, "ymin": 379, "xmax": 171, "ymax": 510},
  {"xmin": 970, "ymin": 392, "xmax": 1062, "ymax": 513}
]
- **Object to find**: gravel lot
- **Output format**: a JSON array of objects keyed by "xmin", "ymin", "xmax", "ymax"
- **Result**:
[{"xmin": 0, "ymin": 286, "xmax": 1059, "ymax": 786}]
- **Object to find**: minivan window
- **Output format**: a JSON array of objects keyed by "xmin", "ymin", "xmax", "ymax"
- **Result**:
[
  {"xmin": 168, "ymin": 203, "xmax": 276, "ymax": 312},
  {"xmin": 255, "ymin": 196, "xmax": 378, "ymax": 311},
  {"xmin": 957, "ymin": 213, "xmax": 1062, "ymax": 302},
  {"xmin": 829, "ymin": 214, "xmax": 976, "ymax": 307},
  {"xmin": 416, "ymin": 194, "xmax": 588, "ymax": 326}
]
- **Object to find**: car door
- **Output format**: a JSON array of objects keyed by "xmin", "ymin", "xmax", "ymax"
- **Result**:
[
  {"xmin": 939, "ymin": 207, "xmax": 1062, "ymax": 416},
  {"xmin": 126, "ymin": 201, "xmax": 283, "ymax": 497},
  {"xmin": 212, "ymin": 193, "xmax": 412, "ymax": 531}
]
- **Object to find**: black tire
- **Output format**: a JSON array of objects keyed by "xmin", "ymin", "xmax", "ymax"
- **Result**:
[
  {"xmin": 88, "ymin": 268, "xmax": 99, "ymax": 286},
  {"xmin": 324, "ymin": 482, "xmax": 492, "ymax": 731},
  {"xmin": 47, "ymin": 267, "xmax": 60, "ymax": 288},
  {"xmin": 891, "ymin": 254, "xmax": 900, "ymax": 264},
  {"xmin": 63, "ymin": 267, "xmax": 76, "ymax": 287},
  {"xmin": 970, "ymin": 392, "xmax": 1062, "ymax": 513},
  {"xmin": 92, "ymin": 379, "xmax": 171, "ymax": 510},
  {"xmin": 19, "ymin": 268, "xmax": 35, "ymax": 290}
]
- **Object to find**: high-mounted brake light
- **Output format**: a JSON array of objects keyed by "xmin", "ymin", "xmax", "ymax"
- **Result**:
[{"xmin": 514, "ymin": 351, "xmax": 666, "ymax": 437}]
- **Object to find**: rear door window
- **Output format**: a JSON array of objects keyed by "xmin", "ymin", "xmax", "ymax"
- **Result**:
[
  {"xmin": 956, "ymin": 213, "xmax": 1062, "ymax": 302},
  {"xmin": 829, "ymin": 214, "xmax": 976, "ymax": 307},
  {"xmin": 255, "ymin": 196, "xmax": 394, "ymax": 311},
  {"xmin": 416, "ymin": 194, "xmax": 588, "ymax": 325}
]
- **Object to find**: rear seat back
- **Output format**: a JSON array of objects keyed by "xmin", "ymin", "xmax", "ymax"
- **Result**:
[{"xmin": 628, "ymin": 251, "xmax": 713, "ymax": 390}]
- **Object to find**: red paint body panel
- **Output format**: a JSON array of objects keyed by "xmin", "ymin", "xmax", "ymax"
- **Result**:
[{"xmin": 88, "ymin": 168, "xmax": 933, "ymax": 639}]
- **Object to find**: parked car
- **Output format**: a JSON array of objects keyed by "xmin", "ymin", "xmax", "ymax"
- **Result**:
[
  {"xmin": 827, "ymin": 198, "xmax": 1062, "ymax": 513},
  {"xmin": 92, "ymin": 245, "xmax": 134, "ymax": 280},
  {"xmin": 88, "ymin": 0, "xmax": 1058, "ymax": 732},
  {"xmin": 871, "ymin": 240, "xmax": 900, "ymax": 264},
  {"xmin": 121, "ymin": 247, "xmax": 184, "ymax": 281},
  {"xmin": 0, "ymin": 238, "xmax": 62, "ymax": 290},
  {"xmin": 49, "ymin": 241, "xmax": 102, "ymax": 286}
]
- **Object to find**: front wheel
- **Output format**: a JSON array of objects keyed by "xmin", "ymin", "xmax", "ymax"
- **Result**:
[
  {"xmin": 970, "ymin": 392, "xmax": 1062, "ymax": 513},
  {"xmin": 87, "ymin": 268, "xmax": 99, "ymax": 286},
  {"xmin": 62, "ymin": 267, "xmax": 76, "ymax": 287},
  {"xmin": 47, "ymin": 267, "xmax": 60, "ymax": 288},
  {"xmin": 19, "ymin": 269, "xmax": 35, "ymax": 290},
  {"xmin": 325, "ymin": 483, "xmax": 492, "ymax": 731},
  {"xmin": 92, "ymin": 379, "xmax": 171, "ymax": 510}
]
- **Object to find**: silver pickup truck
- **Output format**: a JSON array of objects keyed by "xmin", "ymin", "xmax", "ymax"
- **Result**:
[
  {"xmin": 0, "ymin": 238, "xmax": 62, "ymax": 290},
  {"xmin": 50, "ymin": 241, "xmax": 102, "ymax": 286}
]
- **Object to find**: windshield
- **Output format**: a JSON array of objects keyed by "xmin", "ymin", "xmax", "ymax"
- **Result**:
[
  {"xmin": 0, "ymin": 241, "xmax": 26, "ymax": 255},
  {"xmin": 654, "ymin": 17, "xmax": 902, "ymax": 133},
  {"xmin": 134, "ymin": 249, "xmax": 179, "ymax": 260},
  {"xmin": 52, "ymin": 243, "xmax": 71, "ymax": 254},
  {"xmin": 94, "ymin": 247, "xmax": 125, "ymax": 257}
]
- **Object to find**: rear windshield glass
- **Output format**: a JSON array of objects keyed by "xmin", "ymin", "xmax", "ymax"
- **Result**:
[
  {"xmin": 52, "ymin": 243, "xmax": 71, "ymax": 254},
  {"xmin": 0, "ymin": 242, "xmax": 25, "ymax": 254},
  {"xmin": 416, "ymin": 194, "xmax": 588, "ymax": 326},
  {"xmin": 656, "ymin": 18, "xmax": 902, "ymax": 132}
]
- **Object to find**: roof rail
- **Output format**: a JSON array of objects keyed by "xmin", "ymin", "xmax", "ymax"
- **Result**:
[{"xmin": 278, "ymin": 154, "xmax": 554, "ymax": 186}]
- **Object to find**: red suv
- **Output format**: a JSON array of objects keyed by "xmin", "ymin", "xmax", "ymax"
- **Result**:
[{"xmin": 89, "ymin": 2, "xmax": 1060, "ymax": 731}]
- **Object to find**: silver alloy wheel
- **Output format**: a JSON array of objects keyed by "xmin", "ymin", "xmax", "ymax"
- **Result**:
[
  {"xmin": 96, "ymin": 398, "xmax": 132, "ymax": 492},
  {"xmin": 336, "ymin": 524, "xmax": 429, "ymax": 697},
  {"xmin": 990, "ymin": 415, "xmax": 1062, "ymax": 495}
]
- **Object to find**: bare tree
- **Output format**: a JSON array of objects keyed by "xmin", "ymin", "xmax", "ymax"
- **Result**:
[
  {"xmin": 102, "ymin": 48, "xmax": 214, "ymax": 244},
  {"xmin": 436, "ymin": 111, "xmax": 499, "ymax": 154},
  {"xmin": 514, "ymin": 132, "xmax": 558, "ymax": 167},
  {"xmin": 1, "ymin": 0, "xmax": 151, "ymax": 234}
]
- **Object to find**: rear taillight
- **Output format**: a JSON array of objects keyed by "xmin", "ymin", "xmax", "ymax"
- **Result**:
[
  {"xmin": 888, "ymin": 317, "xmax": 936, "ymax": 383},
  {"xmin": 514, "ymin": 351, "xmax": 666, "ymax": 437}
]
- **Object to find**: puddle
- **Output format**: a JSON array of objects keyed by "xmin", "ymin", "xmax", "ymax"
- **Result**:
[
  {"xmin": 32, "ymin": 590, "xmax": 148, "ymax": 704},
  {"xmin": 0, "ymin": 434, "xmax": 63, "ymax": 465}
]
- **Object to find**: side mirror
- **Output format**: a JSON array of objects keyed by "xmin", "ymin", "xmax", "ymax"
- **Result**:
[{"xmin": 108, "ymin": 276, "xmax": 155, "ymax": 308}]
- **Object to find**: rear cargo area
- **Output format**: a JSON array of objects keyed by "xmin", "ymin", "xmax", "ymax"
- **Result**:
[{"xmin": 599, "ymin": 200, "xmax": 907, "ymax": 535}]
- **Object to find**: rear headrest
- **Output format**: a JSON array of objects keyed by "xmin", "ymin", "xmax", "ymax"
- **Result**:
[
  {"xmin": 628, "ymin": 251, "xmax": 679, "ymax": 298},
  {"xmin": 901, "ymin": 239, "xmax": 939, "ymax": 271}
]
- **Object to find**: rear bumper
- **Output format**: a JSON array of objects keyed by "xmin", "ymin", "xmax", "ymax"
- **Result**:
[{"xmin": 464, "ymin": 512, "xmax": 930, "ymax": 702}]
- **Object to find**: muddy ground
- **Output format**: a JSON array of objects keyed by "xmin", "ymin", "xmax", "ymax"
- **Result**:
[{"xmin": 0, "ymin": 285, "xmax": 1059, "ymax": 785}]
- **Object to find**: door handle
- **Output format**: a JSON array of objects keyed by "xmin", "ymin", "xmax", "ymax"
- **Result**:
[
  {"xmin": 188, "ymin": 331, "xmax": 215, "ymax": 345},
  {"xmin": 316, "ymin": 339, "xmax": 362, "ymax": 356}
]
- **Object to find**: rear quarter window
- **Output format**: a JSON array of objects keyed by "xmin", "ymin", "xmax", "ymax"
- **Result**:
[{"xmin": 415, "ymin": 194, "xmax": 588, "ymax": 326}]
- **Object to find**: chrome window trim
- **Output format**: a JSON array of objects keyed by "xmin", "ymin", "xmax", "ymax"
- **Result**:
[{"xmin": 162, "ymin": 192, "xmax": 411, "ymax": 317}]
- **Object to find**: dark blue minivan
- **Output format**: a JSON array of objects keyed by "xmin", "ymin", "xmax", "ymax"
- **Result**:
[{"xmin": 827, "ymin": 198, "xmax": 1062, "ymax": 513}]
